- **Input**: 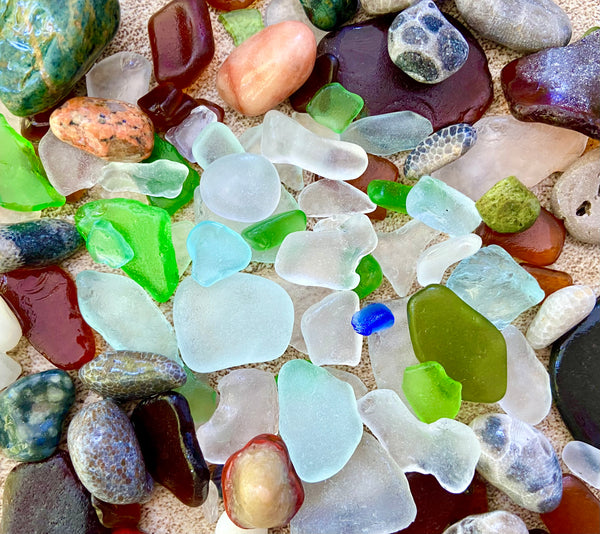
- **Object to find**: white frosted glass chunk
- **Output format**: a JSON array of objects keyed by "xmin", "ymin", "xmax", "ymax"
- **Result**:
[
  {"xmin": 298, "ymin": 179, "xmax": 376, "ymax": 217},
  {"xmin": 442, "ymin": 511, "xmax": 528, "ymax": 534},
  {"xmin": 264, "ymin": 0, "xmax": 327, "ymax": 43},
  {"xmin": 562, "ymin": 440, "xmax": 600, "ymax": 489},
  {"xmin": 191, "ymin": 122, "xmax": 245, "ymax": 169},
  {"xmin": 165, "ymin": 106, "xmax": 218, "ymax": 163},
  {"xmin": 0, "ymin": 352, "xmax": 21, "ymax": 390},
  {"xmin": 201, "ymin": 481, "xmax": 220, "ymax": 524},
  {"xmin": 291, "ymin": 112, "xmax": 341, "ymax": 140},
  {"xmin": 0, "ymin": 296, "xmax": 22, "ymax": 352},
  {"xmin": 323, "ymin": 367, "xmax": 368, "ymax": 399},
  {"xmin": 216, "ymin": 512, "xmax": 268, "ymax": 534}
]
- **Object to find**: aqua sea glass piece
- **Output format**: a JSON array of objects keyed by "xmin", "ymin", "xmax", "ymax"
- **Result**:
[
  {"xmin": 306, "ymin": 83, "xmax": 364, "ymax": 133},
  {"xmin": 85, "ymin": 219, "xmax": 134, "ymax": 269},
  {"xmin": 219, "ymin": 9, "xmax": 264, "ymax": 46}
]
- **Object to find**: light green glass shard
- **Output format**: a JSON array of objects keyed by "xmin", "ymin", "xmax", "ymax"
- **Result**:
[
  {"xmin": 86, "ymin": 219, "xmax": 134, "ymax": 269},
  {"xmin": 306, "ymin": 83, "xmax": 364, "ymax": 134},
  {"xmin": 175, "ymin": 367, "xmax": 218, "ymax": 426},
  {"xmin": 219, "ymin": 9, "xmax": 264, "ymax": 46},
  {"xmin": 171, "ymin": 220, "xmax": 194, "ymax": 277}
]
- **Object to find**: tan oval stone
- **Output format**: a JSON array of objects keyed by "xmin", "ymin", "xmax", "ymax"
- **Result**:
[
  {"xmin": 216, "ymin": 21, "xmax": 317, "ymax": 116},
  {"xmin": 49, "ymin": 97, "xmax": 154, "ymax": 162}
]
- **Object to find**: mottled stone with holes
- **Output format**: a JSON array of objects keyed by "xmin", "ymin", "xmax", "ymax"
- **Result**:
[
  {"xmin": 388, "ymin": 2, "xmax": 469, "ymax": 84},
  {"xmin": 404, "ymin": 124, "xmax": 477, "ymax": 180}
]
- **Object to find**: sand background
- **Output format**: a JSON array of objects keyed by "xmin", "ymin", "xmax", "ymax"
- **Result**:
[{"xmin": 0, "ymin": 0, "xmax": 599, "ymax": 532}]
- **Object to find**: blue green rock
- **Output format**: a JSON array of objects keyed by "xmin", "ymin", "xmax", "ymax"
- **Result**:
[
  {"xmin": 0, "ymin": 0, "xmax": 120, "ymax": 116},
  {"xmin": 0, "ymin": 369, "xmax": 75, "ymax": 462}
]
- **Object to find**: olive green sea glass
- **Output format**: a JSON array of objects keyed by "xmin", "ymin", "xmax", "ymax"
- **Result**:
[
  {"xmin": 0, "ymin": 115, "xmax": 65, "ymax": 211},
  {"xmin": 367, "ymin": 180, "xmax": 412, "ymax": 214},
  {"xmin": 306, "ymin": 83, "xmax": 364, "ymax": 134},
  {"xmin": 407, "ymin": 284, "xmax": 507, "ymax": 403},
  {"xmin": 218, "ymin": 9, "xmax": 264, "ymax": 46},
  {"xmin": 353, "ymin": 254, "xmax": 383, "ymax": 299},
  {"xmin": 241, "ymin": 210, "xmax": 307, "ymax": 251},
  {"xmin": 402, "ymin": 361, "xmax": 462, "ymax": 423}
]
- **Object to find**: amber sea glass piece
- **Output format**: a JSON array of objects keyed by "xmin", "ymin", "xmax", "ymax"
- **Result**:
[
  {"xmin": 0, "ymin": 266, "xmax": 96, "ymax": 370},
  {"xmin": 289, "ymin": 54, "xmax": 340, "ymax": 113},
  {"xmin": 474, "ymin": 208, "xmax": 566, "ymax": 266},
  {"xmin": 540, "ymin": 474, "xmax": 600, "ymax": 534},
  {"xmin": 137, "ymin": 83, "xmax": 199, "ymax": 132},
  {"xmin": 520, "ymin": 264, "xmax": 573, "ymax": 298},
  {"xmin": 148, "ymin": 0, "xmax": 215, "ymax": 88},
  {"xmin": 91, "ymin": 497, "xmax": 141, "ymax": 529}
]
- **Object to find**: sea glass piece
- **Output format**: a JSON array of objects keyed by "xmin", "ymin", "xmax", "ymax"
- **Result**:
[
  {"xmin": 341, "ymin": 111, "xmax": 432, "ymax": 156},
  {"xmin": 289, "ymin": 54, "xmax": 340, "ymax": 113},
  {"xmin": 91, "ymin": 497, "xmax": 140, "ymax": 529},
  {"xmin": 298, "ymin": 180, "xmax": 376, "ymax": 217},
  {"xmin": 317, "ymin": 15, "xmax": 493, "ymax": 129},
  {"xmin": 219, "ymin": 9, "xmax": 264, "ymax": 46},
  {"xmin": 301, "ymin": 291, "xmax": 362, "ymax": 366},
  {"xmin": 372, "ymin": 219, "xmax": 439, "ymax": 297},
  {"xmin": 0, "ymin": 208, "xmax": 40, "ymax": 224},
  {"xmin": 0, "ymin": 266, "xmax": 95, "ymax": 370},
  {"xmin": 526, "ymin": 285, "xmax": 596, "ymax": 349},
  {"xmin": 417, "ymin": 234, "xmax": 481, "ymax": 286},
  {"xmin": 278, "ymin": 360, "xmax": 363, "ymax": 483},
  {"xmin": 502, "ymin": 31, "xmax": 600, "ymax": 139},
  {"xmin": 475, "ymin": 207, "xmax": 566, "ymax": 266},
  {"xmin": 275, "ymin": 213, "xmax": 377, "ymax": 290},
  {"xmin": 388, "ymin": 2, "xmax": 469, "ymax": 84},
  {"xmin": 432, "ymin": 115, "xmax": 587, "ymax": 200},
  {"xmin": 354, "ymin": 254, "xmax": 383, "ymax": 299},
  {"xmin": 475, "ymin": 176, "xmax": 540, "ymax": 233},
  {"xmin": 242, "ymin": 210, "xmax": 307, "ymax": 251},
  {"xmin": 75, "ymin": 199, "xmax": 179, "ymax": 302},
  {"xmin": 551, "ymin": 297, "xmax": 600, "ymax": 447},
  {"xmin": 408, "ymin": 284, "xmax": 507, "ymax": 403},
  {"xmin": 165, "ymin": 106, "xmax": 218, "ymax": 163},
  {"xmin": 86, "ymin": 52, "xmax": 152, "ymax": 103},
  {"xmin": 323, "ymin": 368, "xmax": 368, "ymax": 399},
  {"xmin": 299, "ymin": 0, "xmax": 357, "ymax": 30},
  {"xmin": 563, "ymin": 441, "xmax": 600, "ymax": 489},
  {"xmin": 498, "ymin": 326, "xmax": 551, "ymax": 425},
  {"xmin": 470, "ymin": 413, "xmax": 562, "ymax": 512},
  {"xmin": 216, "ymin": 512, "xmax": 267, "ymax": 534},
  {"xmin": 443, "ymin": 511, "xmax": 528, "ymax": 534},
  {"xmin": 174, "ymin": 274, "xmax": 293, "ymax": 372},
  {"xmin": 264, "ymin": 0, "xmax": 328, "ymax": 43},
  {"xmin": 406, "ymin": 176, "xmax": 482, "ymax": 236},
  {"xmin": 262, "ymin": 110, "xmax": 368, "ymax": 180},
  {"xmin": 540, "ymin": 474, "xmax": 600, "ymax": 534},
  {"xmin": 0, "ymin": 352, "xmax": 21, "ymax": 390},
  {"xmin": 402, "ymin": 361, "xmax": 462, "ymax": 423},
  {"xmin": 137, "ymin": 83, "xmax": 198, "ymax": 133},
  {"xmin": 404, "ymin": 124, "xmax": 477, "ymax": 180},
  {"xmin": 175, "ymin": 368, "xmax": 218, "ymax": 427},
  {"xmin": 367, "ymin": 181, "xmax": 412, "ymax": 213},
  {"xmin": 20, "ymin": 104, "xmax": 55, "ymax": 143},
  {"xmin": 191, "ymin": 122, "xmax": 244, "ymax": 169},
  {"xmin": 290, "ymin": 433, "xmax": 417, "ymax": 534},
  {"xmin": 0, "ymin": 115, "xmax": 65, "ymax": 211},
  {"xmin": 76, "ymin": 270, "xmax": 179, "ymax": 362},
  {"xmin": 358, "ymin": 389, "xmax": 481, "ymax": 493},
  {"xmin": 520, "ymin": 264, "xmax": 573, "ymax": 298},
  {"xmin": 86, "ymin": 220, "xmax": 134, "ymax": 269},
  {"xmin": 196, "ymin": 369, "xmax": 278, "ymax": 464},
  {"xmin": 0, "ymin": 370, "xmax": 74, "ymax": 462},
  {"xmin": 306, "ymin": 83, "xmax": 363, "ymax": 133},
  {"xmin": 131, "ymin": 392, "xmax": 210, "ymax": 506},
  {"xmin": 223, "ymin": 434, "xmax": 304, "ymax": 529},
  {"xmin": 351, "ymin": 303, "xmax": 394, "ymax": 336},
  {"xmin": 68, "ymin": 400, "xmax": 153, "ymax": 505},
  {"xmin": 447, "ymin": 245, "xmax": 545, "ymax": 330},
  {"xmin": 216, "ymin": 22, "xmax": 317, "ymax": 116},
  {"xmin": 292, "ymin": 112, "xmax": 341, "ymax": 139},
  {"xmin": 148, "ymin": 0, "xmax": 215, "ymax": 88}
]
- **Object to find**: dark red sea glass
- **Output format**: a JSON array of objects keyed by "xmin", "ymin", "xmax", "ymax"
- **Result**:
[
  {"xmin": 0, "ymin": 266, "xmax": 96, "ymax": 370},
  {"xmin": 148, "ymin": 0, "xmax": 215, "ymax": 88},
  {"xmin": 91, "ymin": 497, "xmax": 141, "ymax": 529},
  {"xmin": 395, "ymin": 473, "xmax": 488, "ymax": 534},
  {"xmin": 289, "ymin": 54, "xmax": 339, "ymax": 113},
  {"xmin": 197, "ymin": 97, "xmax": 225, "ymax": 123},
  {"xmin": 205, "ymin": 0, "xmax": 254, "ymax": 11},
  {"xmin": 111, "ymin": 529, "xmax": 147, "ymax": 534},
  {"xmin": 138, "ymin": 83, "xmax": 198, "ymax": 132},
  {"xmin": 316, "ymin": 15, "xmax": 493, "ymax": 129}
]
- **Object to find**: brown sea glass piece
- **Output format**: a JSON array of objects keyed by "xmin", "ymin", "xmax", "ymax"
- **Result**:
[
  {"xmin": 344, "ymin": 154, "xmax": 399, "ymax": 221},
  {"xmin": 0, "ymin": 266, "xmax": 96, "ymax": 370},
  {"xmin": 20, "ymin": 109, "xmax": 52, "ymax": 143},
  {"xmin": 396, "ymin": 473, "xmax": 488, "ymax": 534},
  {"xmin": 289, "ymin": 54, "xmax": 339, "ymax": 113},
  {"xmin": 91, "ymin": 497, "xmax": 141, "ymax": 529},
  {"xmin": 137, "ymin": 83, "xmax": 198, "ymax": 132},
  {"xmin": 316, "ymin": 15, "xmax": 493, "ymax": 130},
  {"xmin": 206, "ymin": 0, "xmax": 254, "ymax": 11},
  {"xmin": 474, "ymin": 208, "xmax": 566, "ymax": 266},
  {"xmin": 540, "ymin": 474, "xmax": 600, "ymax": 534},
  {"xmin": 148, "ymin": 0, "xmax": 215, "ymax": 88},
  {"xmin": 520, "ymin": 264, "xmax": 573, "ymax": 298}
]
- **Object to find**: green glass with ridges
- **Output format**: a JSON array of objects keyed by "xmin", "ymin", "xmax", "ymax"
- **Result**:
[
  {"xmin": 241, "ymin": 210, "xmax": 307, "ymax": 251},
  {"xmin": 367, "ymin": 180, "xmax": 412, "ymax": 213},
  {"xmin": 86, "ymin": 219, "xmax": 134, "ymax": 269},
  {"xmin": 0, "ymin": 115, "xmax": 65, "ymax": 211},
  {"xmin": 175, "ymin": 367, "xmax": 218, "ymax": 426},
  {"xmin": 306, "ymin": 83, "xmax": 364, "ymax": 134},
  {"xmin": 75, "ymin": 199, "xmax": 179, "ymax": 302},
  {"xmin": 402, "ymin": 361, "xmax": 462, "ymax": 423},
  {"xmin": 146, "ymin": 135, "xmax": 200, "ymax": 215},
  {"xmin": 353, "ymin": 254, "xmax": 383, "ymax": 299},
  {"xmin": 219, "ymin": 9, "xmax": 264, "ymax": 46}
]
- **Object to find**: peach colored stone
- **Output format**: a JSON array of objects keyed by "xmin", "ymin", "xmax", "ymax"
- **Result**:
[
  {"xmin": 216, "ymin": 21, "xmax": 317, "ymax": 116},
  {"xmin": 49, "ymin": 97, "xmax": 154, "ymax": 162}
]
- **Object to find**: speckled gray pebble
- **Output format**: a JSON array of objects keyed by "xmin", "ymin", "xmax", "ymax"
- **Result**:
[
  {"xmin": 470, "ymin": 413, "xmax": 562, "ymax": 513},
  {"xmin": 388, "ymin": 1, "xmax": 469, "ymax": 84},
  {"xmin": 404, "ymin": 123, "xmax": 477, "ymax": 180},
  {"xmin": 455, "ymin": 0, "xmax": 572, "ymax": 52},
  {"xmin": 67, "ymin": 399, "xmax": 153, "ymax": 505},
  {"xmin": 79, "ymin": 350, "xmax": 187, "ymax": 401}
]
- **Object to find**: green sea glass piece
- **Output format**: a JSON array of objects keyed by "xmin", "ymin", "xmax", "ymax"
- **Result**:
[
  {"xmin": 367, "ymin": 180, "xmax": 412, "ymax": 213},
  {"xmin": 353, "ymin": 254, "xmax": 383, "ymax": 299},
  {"xmin": 175, "ymin": 367, "xmax": 218, "ymax": 426},
  {"xmin": 86, "ymin": 219, "xmax": 134, "ymax": 269},
  {"xmin": 0, "ymin": 115, "xmax": 65, "ymax": 212},
  {"xmin": 172, "ymin": 220, "xmax": 194, "ymax": 277},
  {"xmin": 145, "ymin": 135, "xmax": 200, "ymax": 215},
  {"xmin": 242, "ymin": 210, "xmax": 307, "ymax": 251},
  {"xmin": 402, "ymin": 361, "xmax": 462, "ymax": 423},
  {"xmin": 407, "ymin": 284, "xmax": 507, "ymax": 403},
  {"xmin": 306, "ymin": 83, "xmax": 364, "ymax": 134},
  {"xmin": 475, "ymin": 176, "xmax": 541, "ymax": 233},
  {"xmin": 218, "ymin": 9, "xmax": 264, "ymax": 46},
  {"xmin": 75, "ymin": 199, "xmax": 179, "ymax": 302}
]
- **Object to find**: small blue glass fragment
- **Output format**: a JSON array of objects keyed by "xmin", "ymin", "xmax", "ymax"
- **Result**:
[{"xmin": 351, "ymin": 303, "xmax": 395, "ymax": 336}]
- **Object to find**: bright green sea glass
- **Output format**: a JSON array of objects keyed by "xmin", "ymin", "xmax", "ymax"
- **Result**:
[
  {"xmin": 353, "ymin": 254, "xmax": 383, "ymax": 299},
  {"xmin": 242, "ymin": 210, "xmax": 307, "ymax": 251},
  {"xmin": 219, "ymin": 9, "xmax": 264, "ymax": 46},
  {"xmin": 367, "ymin": 180, "xmax": 412, "ymax": 213},
  {"xmin": 306, "ymin": 83, "xmax": 364, "ymax": 134}
]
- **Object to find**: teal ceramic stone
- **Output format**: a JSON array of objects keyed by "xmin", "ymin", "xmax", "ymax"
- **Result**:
[
  {"xmin": 299, "ymin": 0, "xmax": 358, "ymax": 30},
  {"xmin": 0, "ymin": 0, "xmax": 120, "ymax": 116},
  {"xmin": 0, "ymin": 369, "xmax": 75, "ymax": 462},
  {"xmin": 447, "ymin": 245, "xmax": 545, "ymax": 330}
]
